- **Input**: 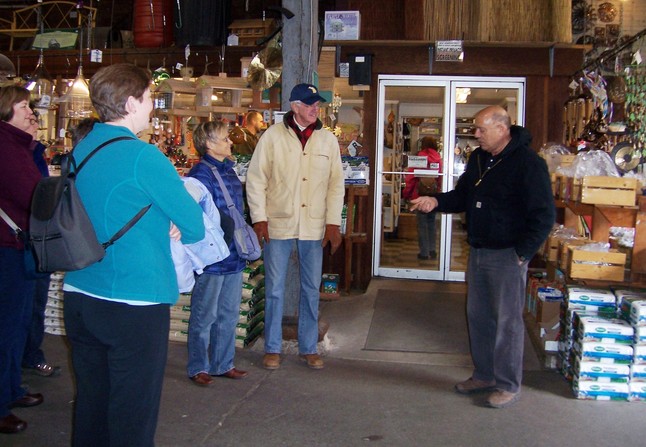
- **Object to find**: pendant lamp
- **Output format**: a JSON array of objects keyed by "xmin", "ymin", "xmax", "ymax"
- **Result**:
[
  {"xmin": 0, "ymin": 53, "xmax": 16, "ymax": 83},
  {"xmin": 25, "ymin": 50, "xmax": 55, "ymax": 108},
  {"xmin": 61, "ymin": 24, "xmax": 92, "ymax": 118}
]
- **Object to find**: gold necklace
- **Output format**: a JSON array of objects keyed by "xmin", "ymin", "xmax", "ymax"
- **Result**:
[{"xmin": 475, "ymin": 154, "xmax": 503, "ymax": 187}]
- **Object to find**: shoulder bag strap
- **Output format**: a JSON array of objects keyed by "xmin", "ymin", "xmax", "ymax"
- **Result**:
[
  {"xmin": 102, "ymin": 204, "xmax": 152, "ymax": 249},
  {"xmin": 71, "ymin": 135, "xmax": 151, "ymax": 248},
  {"xmin": 0, "ymin": 206, "xmax": 23, "ymax": 236},
  {"xmin": 200, "ymin": 160, "xmax": 237, "ymax": 212},
  {"xmin": 74, "ymin": 136, "xmax": 136, "ymax": 173}
]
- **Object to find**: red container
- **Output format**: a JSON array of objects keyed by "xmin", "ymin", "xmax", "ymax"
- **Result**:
[{"xmin": 133, "ymin": 0, "xmax": 174, "ymax": 48}]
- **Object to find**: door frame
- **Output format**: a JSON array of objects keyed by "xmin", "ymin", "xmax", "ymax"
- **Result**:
[{"xmin": 372, "ymin": 75, "xmax": 526, "ymax": 281}]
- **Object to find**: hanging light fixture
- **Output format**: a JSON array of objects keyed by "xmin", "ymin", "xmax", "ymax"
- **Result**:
[
  {"xmin": 60, "ymin": 16, "xmax": 92, "ymax": 118},
  {"xmin": 25, "ymin": 50, "xmax": 55, "ymax": 108},
  {"xmin": 0, "ymin": 53, "xmax": 16, "ymax": 84}
]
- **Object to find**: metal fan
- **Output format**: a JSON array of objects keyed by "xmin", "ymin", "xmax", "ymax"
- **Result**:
[
  {"xmin": 247, "ymin": 39, "xmax": 282, "ymax": 91},
  {"xmin": 611, "ymin": 141, "xmax": 641, "ymax": 173}
]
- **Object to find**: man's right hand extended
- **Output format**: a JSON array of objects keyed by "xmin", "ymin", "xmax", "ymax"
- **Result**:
[
  {"xmin": 253, "ymin": 221, "xmax": 270, "ymax": 247},
  {"xmin": 409, "ymin": 196, "xmax": 439, "ymax": 213}
]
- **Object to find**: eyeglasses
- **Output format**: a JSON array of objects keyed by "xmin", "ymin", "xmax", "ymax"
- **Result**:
[{"xmin": 210, "ymin": 134, "xmax": 231, "ymax": 143}]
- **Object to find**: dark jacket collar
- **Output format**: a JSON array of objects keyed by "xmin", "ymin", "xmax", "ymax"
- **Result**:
[{"xmin": 203, "ymin": 153, "xmax": 235, "ymax": 171}]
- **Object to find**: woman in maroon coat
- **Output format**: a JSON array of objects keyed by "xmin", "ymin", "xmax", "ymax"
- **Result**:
[{"xmin": 0, "ymin": 86, "xmax": 45, "ymax": 435}]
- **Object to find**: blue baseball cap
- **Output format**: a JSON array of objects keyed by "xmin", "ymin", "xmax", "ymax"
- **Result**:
[{"xmin": 289, "ymin": 83, "xmax": 327, "ymax": 105}]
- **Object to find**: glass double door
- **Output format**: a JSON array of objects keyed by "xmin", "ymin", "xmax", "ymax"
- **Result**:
[{"xmin": 373, "ymin": 75, "xmax": 525, "ymax": 281}]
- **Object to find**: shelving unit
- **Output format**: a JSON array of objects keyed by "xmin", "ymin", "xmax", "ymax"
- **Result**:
[
  {"xmin": 151, "ymin": 77, "xmax": 253, "ymax": 166},
  {"xmin": 455, "ymin": 117, "xmax": 475, "ymax": 138},
  {"xmin": 557, "ymin": 196, "xmax": 646, "ymax": 285}
]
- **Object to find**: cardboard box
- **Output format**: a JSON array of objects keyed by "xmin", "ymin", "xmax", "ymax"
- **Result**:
[
  {"xmin": 573, "ymin": 341, "xmax": 633, "ymax": 363},
  {"xmin": 566, "ymin": 286, "xmax": 617, "ymax": 308},
  {"xmin": 629, "ymin": 382, "xmax": 646, "ymax": 401},
  {"xmin": 630, "ymin": 364, "xmax": 646, "ymax": 382},
  {"xmin": 574, "ymin": 359, "xmax": 631, "ymax": 382},
  {"xmin": 567, "ymin": 248, "xmax": 627, "ymax": 282},
  {"xmin": 572, "ymin": 379, "xmax": 630, "ymax": 400},
  {"xmin": 537, "ymin": 296, "xmax": 563, "ymax": 323},
  {"xmin": 576, "ymin": 316, "xmax": 634, "ymax": 344},
  {"xmin": 580, "ymin": 176, "xmax": 638, "ymax": 206},
  {"xmin": 321, "ymin": 273, "xmax": 340, "ymax": 295}
]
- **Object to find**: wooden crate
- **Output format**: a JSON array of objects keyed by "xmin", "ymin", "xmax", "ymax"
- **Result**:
[
  {"xmin": 560, "ymin": 177, "xmax": 581, "ymax": 202},
  {"xmin": 551, "ymin": 173, "xmax": 560, "ymax": 198},
  {"xmin": 580, "ymin": 176, "xmax": 638, "ymax": 207},
  {"xmin": 229, "ymin": 19, "xmax": 276, "ymax": 47},
  {"xmin": 557, "ymin": 238, "xmax": 589, "ymax": 270},
  {"xmin": 567, "ymin": 248, "xmax": 627, "ymax": 282}
]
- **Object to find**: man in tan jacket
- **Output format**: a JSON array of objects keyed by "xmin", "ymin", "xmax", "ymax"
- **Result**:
[{"xmin": 246, "ymin": 83, "xmax": 345, "ymax": 370}]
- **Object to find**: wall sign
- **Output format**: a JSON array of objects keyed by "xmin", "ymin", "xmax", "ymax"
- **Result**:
[
  {"xmin": 435, "ymin": 40, "xmax": 464, "ymax": 62},
  {"xmin": 324, "ymin": 11, "xmax": 361, "ymax": 40}
]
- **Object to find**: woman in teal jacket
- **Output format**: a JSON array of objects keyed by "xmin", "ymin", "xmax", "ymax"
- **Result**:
[{"xmin": 62, "ymin": 64, "xmax": 204, "ymax": 447}]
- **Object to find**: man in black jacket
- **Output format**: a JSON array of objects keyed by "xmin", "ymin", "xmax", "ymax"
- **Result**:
[{"xmin": 411, "ymin": 105, "xmax": 555, "ymax": 408}]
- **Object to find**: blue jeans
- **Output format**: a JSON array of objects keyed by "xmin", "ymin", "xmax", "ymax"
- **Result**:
[
  {"xmin": 0, "ymin": 247, "xmax": 35, "ymax": 418},
  {"xmin": 22, "ymin": 275, "xmax": 51, "ymax": 367},
  {"xmin": 415, "ymin": 210, "xmax": 437, "ymax": 257},
  {"xmin": 466, "ymin": 247, "xmax": 528, "ymax": 393},
  {"xmin": 263, "ymin": 239, "xmax": 322, "ymax": 355},
  {"xmin": 187, "ymin": 271, "xmax": 243, "ymax": 376}
]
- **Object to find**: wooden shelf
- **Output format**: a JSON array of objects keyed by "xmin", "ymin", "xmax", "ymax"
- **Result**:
[{"xmin": 556, "ymin": 196, "xmax": 646, "ymax": 283}]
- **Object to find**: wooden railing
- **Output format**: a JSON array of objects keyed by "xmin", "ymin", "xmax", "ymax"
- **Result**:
[{"xmin": 0, "ymin": 1, "xmax": 96, "ymax": 50}]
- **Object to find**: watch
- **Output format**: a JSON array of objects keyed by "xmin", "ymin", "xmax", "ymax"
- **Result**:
[{"xmin": 518, "ymin": 255, "xmax": 527, "ymax": 263}]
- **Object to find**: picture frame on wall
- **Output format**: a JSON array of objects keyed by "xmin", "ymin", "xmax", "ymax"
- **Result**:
[{"xmin": 324, "ymin": 11, "xmax": 361, "ymax": 41}]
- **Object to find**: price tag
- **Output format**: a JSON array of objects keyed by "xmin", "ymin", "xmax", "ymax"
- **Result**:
[{"xmin": 90, "ymin": 49, "xmax": 102, "ymax": 63}]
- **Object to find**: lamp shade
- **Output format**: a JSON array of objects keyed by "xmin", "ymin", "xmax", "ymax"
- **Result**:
[
  {"xmin": 0, "ymin": 53, "xmax": 16, "ymax": 79},
  {"xmin": 25, "ymin": 51, "xmax": 55, "ymax": 107}
]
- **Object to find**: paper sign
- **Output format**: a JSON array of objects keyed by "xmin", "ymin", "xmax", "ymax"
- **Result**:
[
  {"xmin": 324, "ymin": 11, "xmax": 361, "ymax": 40},
  {"xmin": 436, "ymin": 40, "xmax": 464, "ymax": 62}
]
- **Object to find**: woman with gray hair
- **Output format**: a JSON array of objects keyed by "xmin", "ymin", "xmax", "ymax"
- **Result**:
[{"xmin": 185, "ymin": 120, "xmax": 249, "ymax": 386}]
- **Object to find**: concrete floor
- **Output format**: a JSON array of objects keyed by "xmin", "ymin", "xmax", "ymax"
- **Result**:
[{"xmin": 5, "ymin": 278, "xmax": 646, "ymax": 447}]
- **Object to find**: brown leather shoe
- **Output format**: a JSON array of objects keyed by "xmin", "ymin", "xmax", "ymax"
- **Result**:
[
  {"xmin": 216, "ymin": 368, "xmax": 249, "ymax": 380},
  {"xmin": 262, "ymin": 353, "xmax": 280, "ymax": 370},
  {"xmin": 10, "ymin": 393, "xmax": 43, "ymax": 408},
  {"xmin": 189, "ymin": 372, "xmax": 214, "ymax": 386},
  {"xmin": 455, "ymin": 378, "xmax": 496, "ymax": 395},
  {"xmin": 0, "ymin": 413, "xmax": 27, "ymax": 434},
  {"xmin": 299, "ymin": 353, "xmax": 324, "ymax": 370},
  {"xmin": 486, "ymin": 390, "xmax": 520, "ymax": 408}
]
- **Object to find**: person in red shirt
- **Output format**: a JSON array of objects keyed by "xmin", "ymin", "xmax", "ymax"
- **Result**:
[{"xmin": 402, "ymin": 136, "xmax": 442, "ymax": 260}]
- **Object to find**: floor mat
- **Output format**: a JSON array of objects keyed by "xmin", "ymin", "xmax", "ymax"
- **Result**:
[{"xmin": 364, "ymin": 289, "xmax": 470, "ymax": 354}]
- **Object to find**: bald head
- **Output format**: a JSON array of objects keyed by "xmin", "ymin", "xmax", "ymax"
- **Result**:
[{"xmin": 474, "ymin": 106, "xmax": 512, "ymax": 156}]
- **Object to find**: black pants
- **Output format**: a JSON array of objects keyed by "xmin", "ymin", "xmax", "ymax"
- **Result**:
[
  {"xmin": 64, "ymin": 292, "xmax": 170, "ymax": 447},
  {"xmin": 22, "ymin": 275, "xmax": 51, "ymax": 367}
]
